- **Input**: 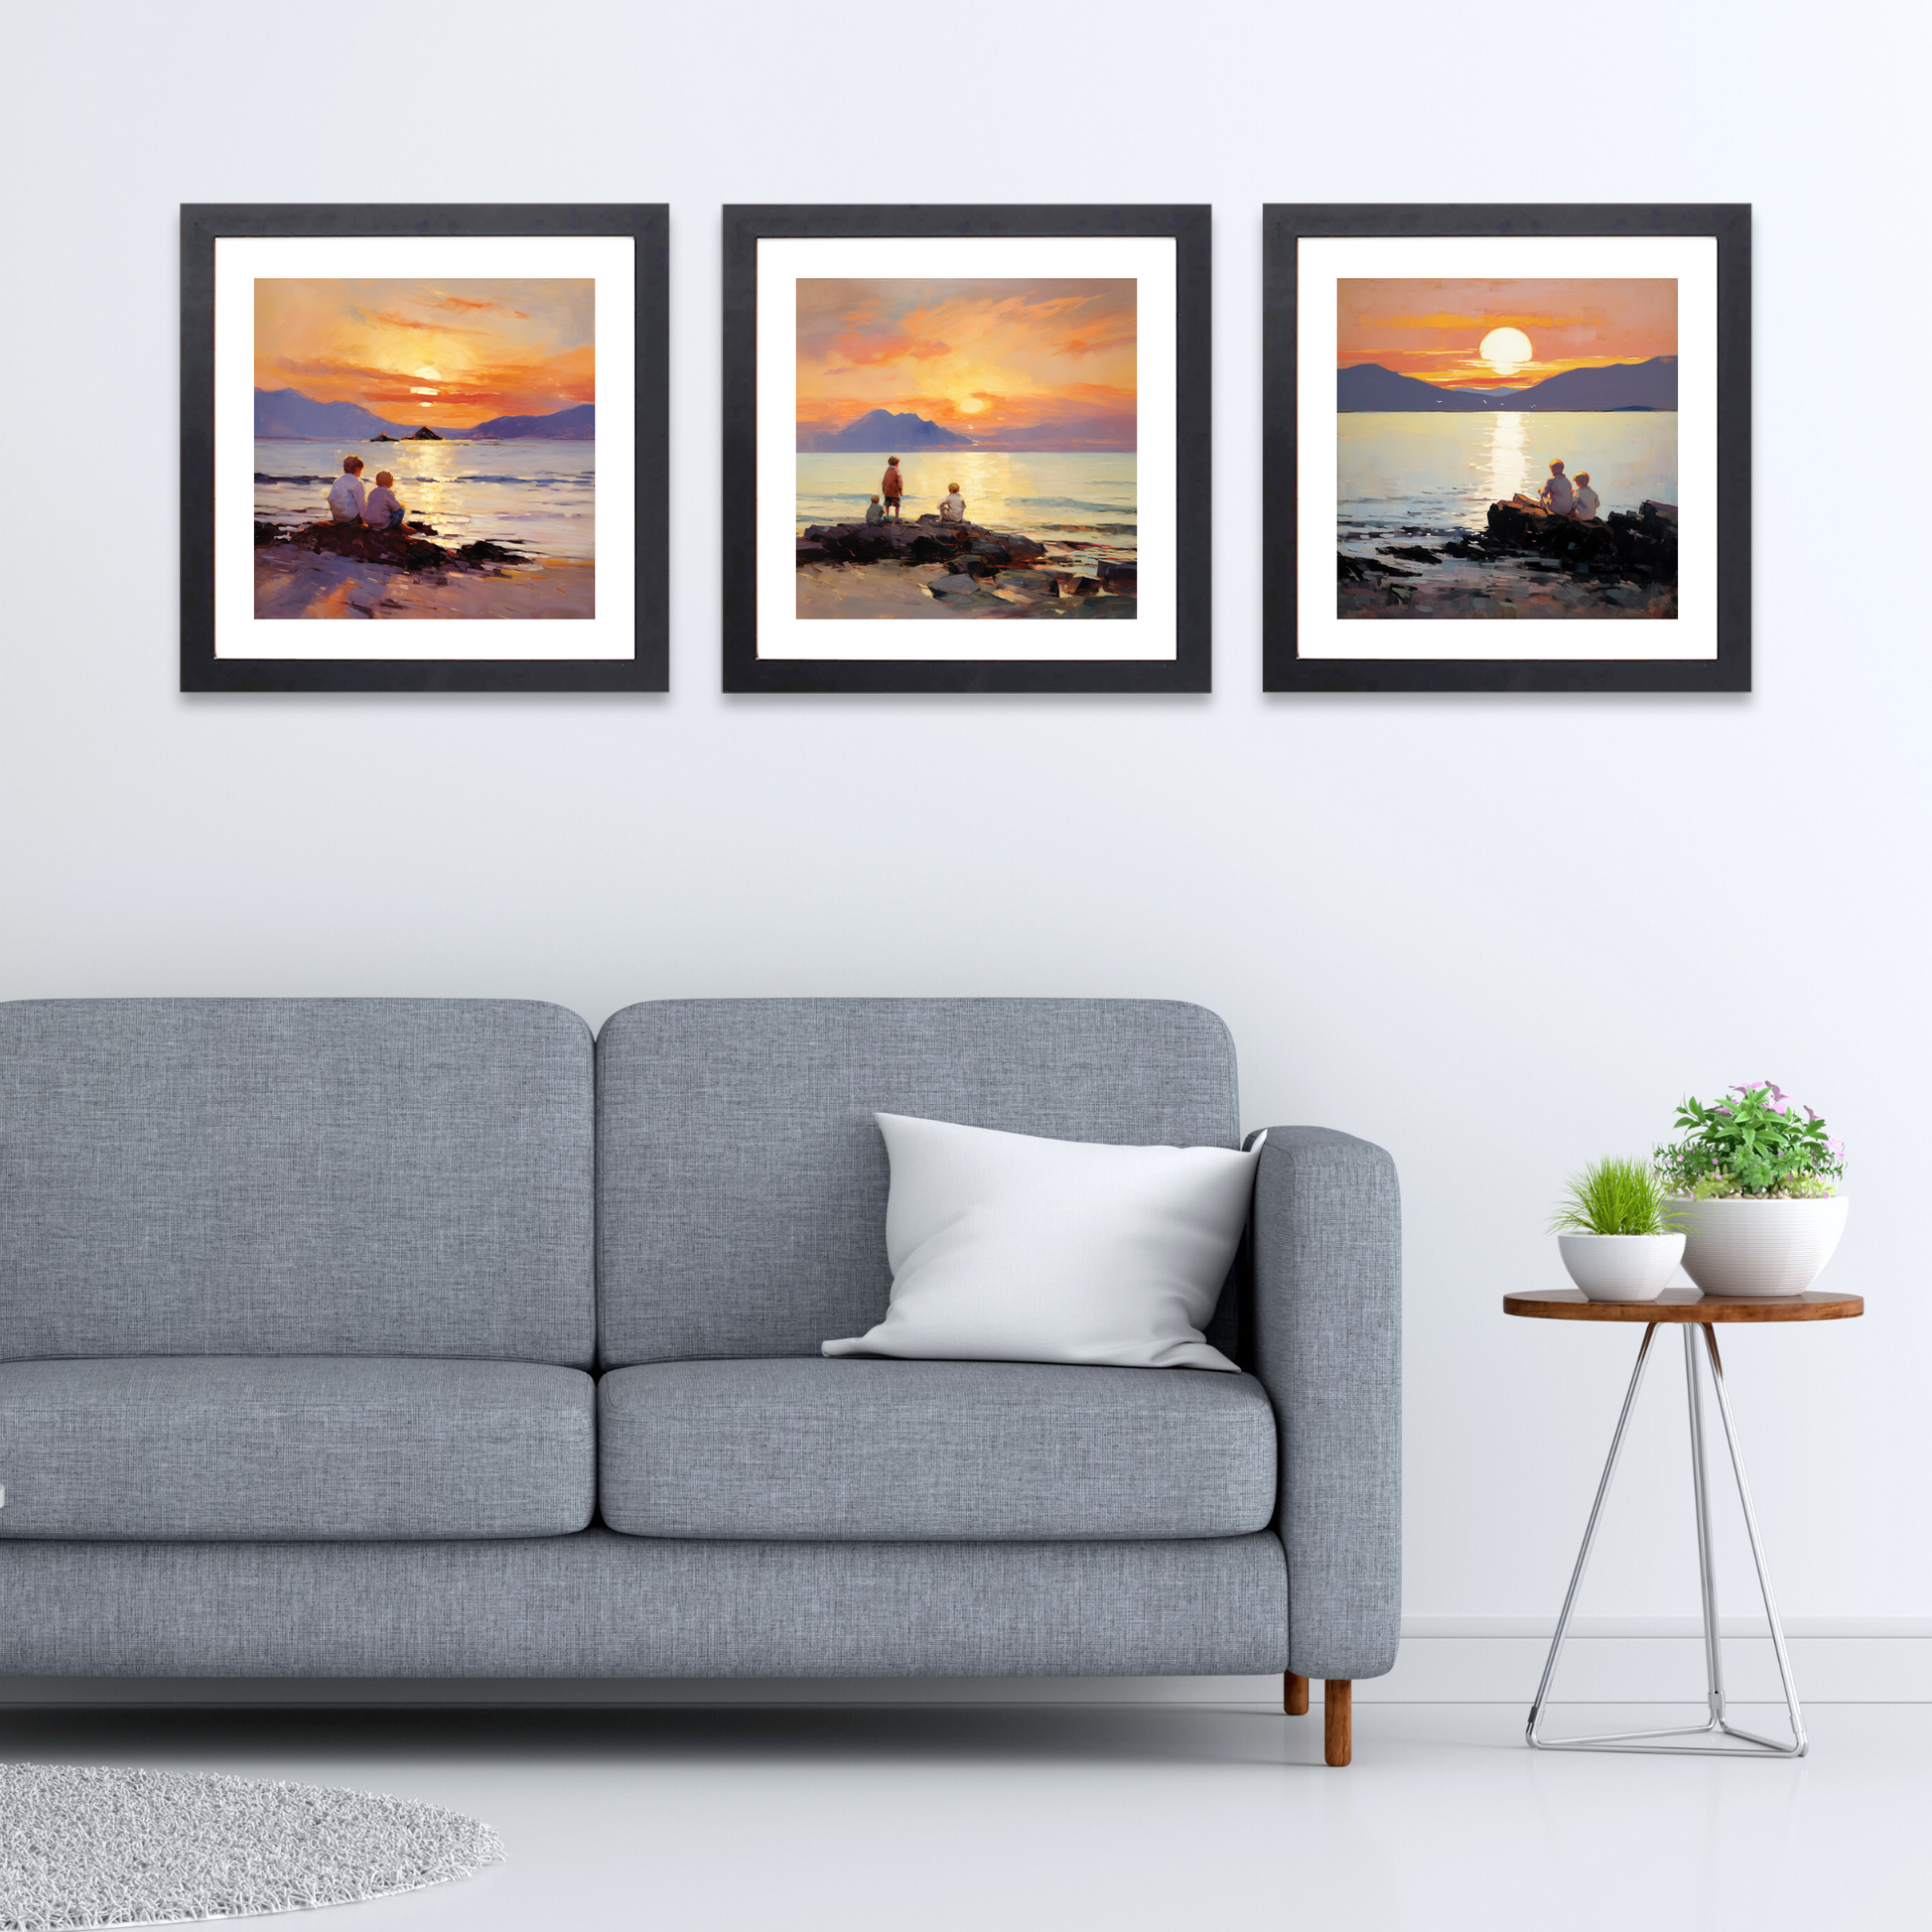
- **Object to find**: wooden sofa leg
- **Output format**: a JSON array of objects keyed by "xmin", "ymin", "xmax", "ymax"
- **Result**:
[
  {"xmin": 1284, "ymin": 1672, "xmax": 1310, "ymax": 1716},
  {"xmin": 1323, "ymin": 1681, "xmax": 1352, "ymax": 1766}
]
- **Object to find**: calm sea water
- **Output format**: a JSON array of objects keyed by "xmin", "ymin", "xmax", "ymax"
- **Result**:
[
  {"xmin": 1337, "ymin": 412, "xmax": 1677, "ymax": 549},
  {"xmin": 254, "ymin": 438, "xmax": 594, "ymax": 561},
  {"xmin": 797, "ymin": 451, "xmax": 1136, "ymax": 553}
]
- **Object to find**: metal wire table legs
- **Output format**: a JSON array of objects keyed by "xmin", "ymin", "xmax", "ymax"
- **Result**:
[{"xmin": 1527, "ymin": 1320, "xmax": 1808, "ymax": 1757}]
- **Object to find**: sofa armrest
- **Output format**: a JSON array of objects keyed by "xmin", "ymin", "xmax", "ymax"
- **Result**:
[{"xmin": 1248, "ymin": 1125, "xmax": 1402, "ymax": 1681}]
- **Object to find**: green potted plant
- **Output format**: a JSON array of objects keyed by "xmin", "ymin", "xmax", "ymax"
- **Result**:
[
  {"xmin": 1549, "ymin": 1157, "xmax": 1686, "ymax": 1302},
  {"xmin": 1654, "ymin": 1080, "xmax": 1848, "ymax": 1298}
]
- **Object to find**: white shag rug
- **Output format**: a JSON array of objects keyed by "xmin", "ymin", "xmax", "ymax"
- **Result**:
[{"xmin": 0, "ymin": 1762, "xmax": 505, "ymax": 1930}]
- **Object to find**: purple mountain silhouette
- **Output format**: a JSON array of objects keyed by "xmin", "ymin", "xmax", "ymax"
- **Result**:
[
  {"xmin": 1339, "ymin": 357, "xmax": 1678, "ymax": 412},
  {"xmin": 799, "ymin": 408, "xmax": 974, "ymax": 453},
  {"xmin": 254, "ymin": 388, "xmax": 416, "ymax": 440}
]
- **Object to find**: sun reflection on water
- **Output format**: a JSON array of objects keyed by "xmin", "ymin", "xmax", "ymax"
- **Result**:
[{"xmin": 1485, "ymin": 412, "xmax": 1531, "ymax": 501}]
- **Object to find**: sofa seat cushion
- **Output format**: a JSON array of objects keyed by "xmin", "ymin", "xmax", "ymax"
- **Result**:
[
  {"xmin": 0, "ymin": 1358, "xmax": 594, "ymax": 1540},
  {"xmin": 598, "ymin": 1357, "xmax": 1277, "ymax": 1540}
]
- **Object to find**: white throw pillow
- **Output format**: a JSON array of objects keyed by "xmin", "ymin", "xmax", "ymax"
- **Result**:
[{"xmin": 822, "ymin": 1114, "xmax": 1262, "ymax": 1372}]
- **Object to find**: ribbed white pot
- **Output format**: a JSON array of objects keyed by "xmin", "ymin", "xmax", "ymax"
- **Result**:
[
  {"xmin": 1670, "ymin": 1195, "xmax": 1850, "ymax": 1298},
  {"xmin": 1557, "ymin": 1231, "xmax": 1687, "ymax": 1303}
]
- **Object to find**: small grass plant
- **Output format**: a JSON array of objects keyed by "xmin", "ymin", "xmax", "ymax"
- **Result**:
[{"xmin": 1548, "ymin": 1157, "xmax": 1683, "ymax": 1238}]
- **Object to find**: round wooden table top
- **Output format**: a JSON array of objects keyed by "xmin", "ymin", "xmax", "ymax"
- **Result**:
[{"xmin": 1504, "ymin": 1287, "xmax": 1863, "ymax": 1323}]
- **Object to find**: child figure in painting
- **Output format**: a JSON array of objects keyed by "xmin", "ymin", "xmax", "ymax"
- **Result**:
[
  {"xmin": 1572, "ymin": 472, "xmax": 1600, "ymax": 521},
  {"xmin": 326, "ymin": 455, "xmax": 366, "ymax": 523},
  {"xmin": 882, "ymin": 459, "xmax": 903, "ymax": 519},
  {"xmin": 938, "ymin": 483, "xmax": 965, "ymax": 523},
  {"xmin": 1539, "ymin": 459, "xmax": 1575, "ymax": 516},
  {"xmin": 361, "ymin": 471, "xmax": 406, "ymax": 532},
  {"xmin": 864, "ymin": 495, "xmax": 887, "ymax": 525}
]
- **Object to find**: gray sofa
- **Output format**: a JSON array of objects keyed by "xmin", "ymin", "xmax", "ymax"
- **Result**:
[{"xmin": 0, "ymin": 997, "xmax": 1399, "ymax": 1764}]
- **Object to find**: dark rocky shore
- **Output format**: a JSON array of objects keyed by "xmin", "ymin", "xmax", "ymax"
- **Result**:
[
  {"xmin": 798, "ymin": 513, "xmax": 1135, "ymax": 616},
  {"xmin": 255, "ymin": 519, "xmax": 528, "ymax": 575},
  {"xmin": 1339, "ymin": 497, "xmax": 1678, "ymax": 619}
]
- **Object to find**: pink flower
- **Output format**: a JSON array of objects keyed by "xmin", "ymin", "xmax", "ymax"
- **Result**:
[{"xmin": 1827, "ymin": 1138, "xmax": 1845, "ymax": 1156}]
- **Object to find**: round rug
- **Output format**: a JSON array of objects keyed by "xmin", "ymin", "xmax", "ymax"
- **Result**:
[{"xmin": 0, "ymin": 1763, "xmax": 505, "ymax": 1930}]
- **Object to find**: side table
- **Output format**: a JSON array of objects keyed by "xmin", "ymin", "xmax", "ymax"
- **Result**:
[{"xmin": 1504, "ymin": 1286, "xmax": 1863, "ymax": 1757}]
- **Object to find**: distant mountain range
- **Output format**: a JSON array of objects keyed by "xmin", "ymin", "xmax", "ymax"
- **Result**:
[
  {"xmin": 255, "ymin": 389, "xmax": 596, "ymax": 441},
  {"xmin": 1337, "ymin": 356, "xmax": 1678, "ymax": 413},
  {"xmin": 254, "ymin": 389, "xmax": 415, "ymax": 440},
  {"xmin": 798, "ymin": 408, "xmax": 975, "ymax": 453},
  {"xmin": 467, "ymin": 403, "xmax": 594, "ymax": 440}
]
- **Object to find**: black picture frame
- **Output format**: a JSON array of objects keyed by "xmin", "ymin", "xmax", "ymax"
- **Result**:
[
  {"xmin": 1263, "ymin": 204, "xmax": 1751, "ymax": 694},
  {"xmin": 722, "ymin": 205, "xmax": 1211, "ymax": 694},
  {"xmin": 181, "ymin": 203, "xmax": 668, "ymax": 693}
]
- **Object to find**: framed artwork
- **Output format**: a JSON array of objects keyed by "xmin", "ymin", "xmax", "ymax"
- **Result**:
[
  {"xmin": 181, "ymin": 204, "xmax": 667, "ymax": 692},
  {"xmin": 722, "ymin": 205, "xmax": 1210, "ymax": 694},
  {"xmin": 1264, "ymin": 205, "xmax": 1750, "ymax": 693}
]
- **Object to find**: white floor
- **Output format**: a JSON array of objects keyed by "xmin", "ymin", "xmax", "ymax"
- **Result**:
[{"xmin": 2, "ymin": 1701, "xmax": 1924, "ymax": 1931}]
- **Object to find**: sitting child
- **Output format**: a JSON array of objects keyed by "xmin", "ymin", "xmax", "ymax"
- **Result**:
[
  {"xmin": 1572, "ymin": 472, "xmax": 1600, "ymax": 521},
  {"xmin": 361, "ymin": 471, "xmax": 406, "ymax": 532},
  {"xmin": 863, "ymin": 494, "xmax": 886, "ymax": 525}
]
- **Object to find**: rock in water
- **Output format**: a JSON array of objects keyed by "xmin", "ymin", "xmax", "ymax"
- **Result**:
[
  {"xmin": 409, "ymin": 426, "xmax": 444, "ymax": 441},
  {"xmin": 284, "ymin": 520, "xmax": 524, "ymax": 574},
  {"xmin": 794, "ymin": 518, "xmax": 1045, "ymax": 570},
  {"xmin": 1485, "ymin": 496, "xmax": 1677, "ymax": 586}
]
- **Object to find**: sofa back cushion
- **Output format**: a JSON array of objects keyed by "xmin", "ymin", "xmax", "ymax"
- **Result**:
[
  {"xmin": 595, "ymin": 999, "xmax": 1240, "ymax": 1366},
  {"xmin": 0, "ymin": 999, "xmax": 594, "ymax": 1364}
]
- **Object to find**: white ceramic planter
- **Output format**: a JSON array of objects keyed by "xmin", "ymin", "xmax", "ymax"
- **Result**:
[
  {"xmin": 1557, "ymin": 1232, "xmax": 1687, "ymax": 1303},
  {"xmin": 1670, "ymin": 1194, "xmax": 1850, "ymax": 1298}
]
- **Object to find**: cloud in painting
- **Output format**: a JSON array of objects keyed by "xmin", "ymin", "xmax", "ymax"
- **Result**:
[
  {"xmin": 797, "ymin": 279, "xmax": 1136, "ymax": 451},
  {"xmin": 1338, "ymin": 279, "xmax": 1678, "ymax": 390},
  {"xmin": 255, "ymin": 279, "xmax": 593, "ymax": 428}
]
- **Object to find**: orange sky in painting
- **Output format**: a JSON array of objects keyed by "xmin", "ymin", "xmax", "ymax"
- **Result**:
[
  {"xmin": 1338, "ymin": 279, "xmax": 1677, "ymax": 390},
  {"xmin": 797, "ymin": 279, "xmax": 1136, "ymax": 449},
  {"xmin": 255, "ymin": 279, "xmax": 594, "ymax": 428}
]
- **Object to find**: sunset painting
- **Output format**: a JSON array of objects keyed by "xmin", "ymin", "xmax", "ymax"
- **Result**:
[
  {"xmin": 252, "ymin": 278, "xmax": 596, "ymax": 620},
  {"xmin": 793, "ymin": 278, "xmax": 1140, "ymax": 621},
  {"xmin": 1335, "ymin": 278, "xmax": 1679, "ymax": 620}
]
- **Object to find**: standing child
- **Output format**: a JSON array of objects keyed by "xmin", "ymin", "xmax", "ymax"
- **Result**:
[{"xmin": 881, "ymin": 458, "xmax": 903, "ymax": 519}]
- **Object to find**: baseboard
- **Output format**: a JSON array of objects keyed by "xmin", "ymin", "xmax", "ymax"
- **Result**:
[
  {"xmin": 4, "ymin": 1626, "xmax": 1926, "ymax": 1710},
  {"xmin": 1366, "ymin": 1620, "xmax": 1932, "ymax": 1705}
]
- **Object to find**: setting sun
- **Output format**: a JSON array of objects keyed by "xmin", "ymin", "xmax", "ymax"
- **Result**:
[
  {"xmin": 956, "ymin": 396, "xmax": 986, "ymax": 414},
  {"xmin": 1478, "ymin": 327, "xmax": 1534, "ymax": 375}
]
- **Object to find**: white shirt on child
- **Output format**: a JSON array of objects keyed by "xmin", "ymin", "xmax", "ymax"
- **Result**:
[
  {"xmin": 1541, "ymin": 472, "xmax": 1574, "ymax": 513},
  {"xmin": 327, "ymin": 473, "xmax": 366, "ymax": 521},
  {"xmin": 939, "ymin": 493, "xmax": 965, "ymax": 522},
  {"xmin": 1574, "ymin": 483, "xmax": 1600, "ymax": 520}
]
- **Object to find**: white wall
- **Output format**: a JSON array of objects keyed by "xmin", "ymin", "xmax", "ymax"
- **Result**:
[{"xmin": 5, "ymin": 0, "xmax": 1927, "ymax": 1679}]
